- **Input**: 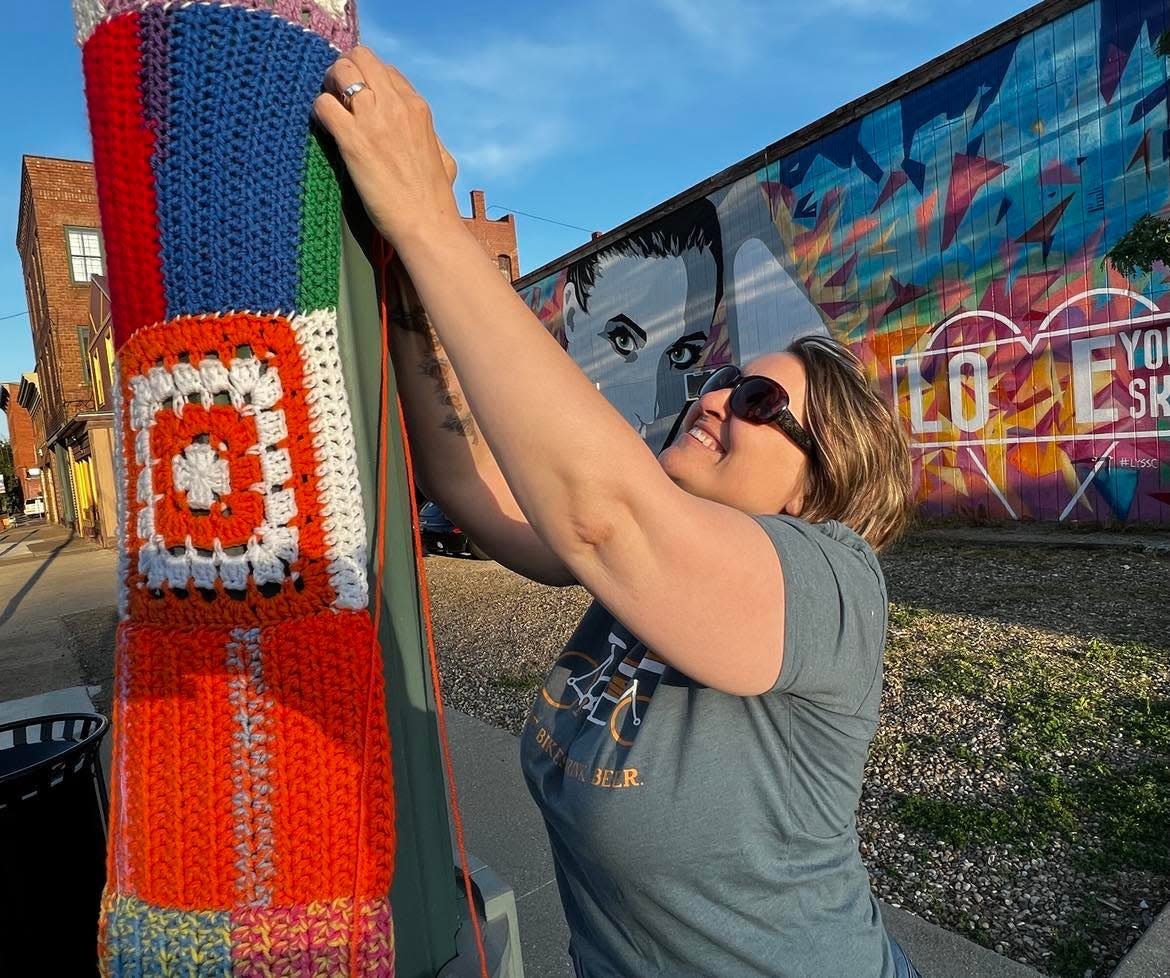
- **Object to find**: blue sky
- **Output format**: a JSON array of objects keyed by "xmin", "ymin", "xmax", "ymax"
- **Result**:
[{"xmin": 0, "ymin": 0, "xmax": 1030, "ymax": 438}]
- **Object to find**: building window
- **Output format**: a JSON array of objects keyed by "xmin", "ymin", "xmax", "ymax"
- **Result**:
[
  {"xmin": 497, "ymin": 254, "xmax": 513, "ymax": 280},
  {"xmin": 66, "ymin": 228, "xmax": 104, "ymax": 283},
  {"xmin": 78, "ymin": 326, "xmax": 92, "ymax": 383}
]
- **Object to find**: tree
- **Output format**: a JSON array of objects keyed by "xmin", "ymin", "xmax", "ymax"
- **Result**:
[
  {"xmin": 1103, "ymin": 31, "xmax": 1170, "ymax": 277},
  {"xmin": 0, "ymin": 439, "xmax": 16, "ymax": 515}
]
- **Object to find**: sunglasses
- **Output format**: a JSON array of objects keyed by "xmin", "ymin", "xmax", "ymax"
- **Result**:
[{"xmin": 681, "ymin": 364, "xmax": 815, "ymax": 455}]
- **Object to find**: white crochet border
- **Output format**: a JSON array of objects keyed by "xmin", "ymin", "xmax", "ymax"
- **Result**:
[
  {"xmin": 127, "ymin": 351, "xmax": 298, "ymax": 595},
  {"xmin": 120, "ymin": 309, "xmax": 368, "ymax": 612},
  {"xmin": 289, "ymin": 309, "xmax": 368, "ymax": 611}
]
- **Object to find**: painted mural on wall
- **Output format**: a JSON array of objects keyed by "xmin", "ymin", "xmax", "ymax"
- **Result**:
[{"xmin": 518, "ymin": 0, "xmax": 1170, "ymax": 523}]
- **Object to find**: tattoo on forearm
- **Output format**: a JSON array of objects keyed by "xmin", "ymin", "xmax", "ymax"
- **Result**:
[
  {"xmin": 416, "ymin": 355, "xmax": 480, "ymax": 442},
  {"xmin": 419, "ymin": 354, "xmax": 450, "ymax": 383},
  {"xmin": 389, "ymin": 309, "xmax": 431, "ymax": 336},
  {"xmin": 440, "ymin": 413, "xmax": 479, "ymax": 441}
]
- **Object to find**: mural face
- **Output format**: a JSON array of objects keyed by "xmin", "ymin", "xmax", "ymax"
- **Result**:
[
  {"xmin": 564, "ymin": 250, "xmax": 717, "ymax": 450},
  {"xmin": 521, "ymin": 0, "xmax": 1170, "ymax": 523}
]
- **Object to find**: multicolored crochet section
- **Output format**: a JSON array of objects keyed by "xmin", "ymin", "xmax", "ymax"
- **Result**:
[{"xmin": 73, "ymin": 1, "xmax": 397, "ymax": 974}]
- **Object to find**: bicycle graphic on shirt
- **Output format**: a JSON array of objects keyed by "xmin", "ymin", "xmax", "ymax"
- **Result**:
[{"xmin": 541, "ymin": 630, "xmax": 661, "ymax": 745}]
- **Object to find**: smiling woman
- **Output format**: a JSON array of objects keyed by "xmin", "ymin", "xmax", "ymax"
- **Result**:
[{"xmin": 316, "ymin": 45, "xmax": 917, "ymax": 978}]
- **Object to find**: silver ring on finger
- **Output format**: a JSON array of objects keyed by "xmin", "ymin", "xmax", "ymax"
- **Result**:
[{"xmin": 341, "ymin": 80, "xmax": 370, "ymax": 111}]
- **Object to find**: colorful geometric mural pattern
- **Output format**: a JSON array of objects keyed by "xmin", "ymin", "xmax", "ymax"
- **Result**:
[{"xmin": 519, "ymin": 0, "xmax": 1170, "ymax": 523}]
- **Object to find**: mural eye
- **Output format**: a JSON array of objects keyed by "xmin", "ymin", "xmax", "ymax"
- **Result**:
[
  {"xmin": 603, "ymin": 322, "xmax": 642, "ymax": 359},
  {"xmin": 666, "ymin": 340, "xmax": 702, "ymax": 369}
]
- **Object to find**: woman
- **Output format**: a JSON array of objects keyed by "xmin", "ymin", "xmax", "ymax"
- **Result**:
[{"xmin": 316, "ymin": 48, "xmax": 920, "ymax": 978}]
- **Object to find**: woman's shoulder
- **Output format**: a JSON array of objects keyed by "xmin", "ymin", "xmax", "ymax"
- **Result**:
[{"xmin": 752, "ymin": 512, "xmax": 879, "ymax": 564}]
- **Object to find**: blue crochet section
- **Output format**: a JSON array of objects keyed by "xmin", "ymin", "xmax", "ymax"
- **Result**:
[
  {"xmin": 157, "ymin": 4, "xmax": 337, "ymax": 317},
  {"xmin": 101, "ymin": 895, "xmax": 232, "ymax": 978}
]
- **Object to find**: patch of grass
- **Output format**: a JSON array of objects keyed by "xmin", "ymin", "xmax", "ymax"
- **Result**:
[
  {"xmin": 1116, "ymin": 696, "xmax": 1170, "ymax": 753},
  {"xmin": 893, "ymin": 774, "xmax": 1079, "ymax": 849},
  {"xmin": 917, "ymin": 653, "xmax": 990, "ymax": 697},
  {"xmin": 897, "ymin": 762, "xmax": 1169, "ymax": 876},
  {"xmin": 887, "ymin": 604, "xmax": 929, "ymax": 629},
  {"xmin": 1049, "ymin": 911, "xmax": 1112, "ymax": 978},
  {"xmin": 1084, "ymin": 762, "xmax": 1170, "ymax": 874},
  {"xmin": 489, "ymin": 672, "xmax": 543, "ymax": 691},
  {"xmin": 893, "ymin": 795, "xmax": 1014, "ymax": 848},
  {"xmin": 1002, "ymin": 680, "xmax": 1103, "ymax": 753},
  {"xmin": 1049, "ymin": 932, "xmax": 1097, "ymax": 978}
]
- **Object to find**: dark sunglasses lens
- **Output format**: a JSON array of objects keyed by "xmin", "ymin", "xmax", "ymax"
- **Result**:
[
  {"xmin": 699, "ymin": 365, "xmax": 740, "ymax": 397},
  {"xmin": 731, "ymin": 377, "xmax": 788, "ymax": 423}
]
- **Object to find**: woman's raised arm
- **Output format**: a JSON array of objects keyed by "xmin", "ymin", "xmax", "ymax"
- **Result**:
[{"xmin": 384, "ymin": 260, "xmax": 576, "ymax": 587}]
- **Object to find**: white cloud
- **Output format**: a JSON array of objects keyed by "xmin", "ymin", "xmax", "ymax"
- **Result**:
[
  {"xmin": 354, "ymin": 0, "xmax": 911, "ymax": 191},
  {"xmin": 358, "ymin": 15, "xmax": 632, "ymax": 180},
  {"xmin": 651, "ymin": 0, "xmax": 776, "ymax": 51}
]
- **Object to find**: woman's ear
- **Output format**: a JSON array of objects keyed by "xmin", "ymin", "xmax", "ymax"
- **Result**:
[{"xmin": 781, "ymin": 469, "xmax": 808, "ymax": 518}]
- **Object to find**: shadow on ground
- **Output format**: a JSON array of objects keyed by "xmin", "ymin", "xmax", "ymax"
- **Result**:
[
  {"xmin": 62, "ymin": 606, "xmax": 118, "ymax": 721},
  {"xmin": 882, "ymin": 536, "xmax": 1169, "ymax": 652}
]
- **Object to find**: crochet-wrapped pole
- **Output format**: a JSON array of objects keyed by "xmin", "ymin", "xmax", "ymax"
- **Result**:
[{"xmin": 73, "ymin": 1, "xmax": 399, "ymax": 972}]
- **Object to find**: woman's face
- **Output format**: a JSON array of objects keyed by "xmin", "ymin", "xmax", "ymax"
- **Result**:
[{"xmin": 657, "ymin": 352, "xmax": 811, "ymax": 517}]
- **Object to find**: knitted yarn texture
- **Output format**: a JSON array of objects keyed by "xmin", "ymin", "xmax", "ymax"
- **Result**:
[{"xmin": 73, "ymin": 2, "xmax": 397, "ymax": 973}]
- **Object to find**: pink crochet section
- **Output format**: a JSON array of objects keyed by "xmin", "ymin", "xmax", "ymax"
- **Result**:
[{"xmin": 72, "ymin": 0, "xmax": 358, "ymax": 50}]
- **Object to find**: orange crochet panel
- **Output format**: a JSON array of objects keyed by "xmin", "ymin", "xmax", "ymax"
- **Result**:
[
  {"xmin": 109, "ymin": 611, "xmax": 394, "ymax": 912},
  {"xmin": 117, "ymin": 312, "xmax": 354, "ymax": 626}
]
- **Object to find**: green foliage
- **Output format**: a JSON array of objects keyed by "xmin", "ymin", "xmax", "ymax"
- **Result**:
[
  {"xmin": 0, "ymin": 440, "xmax": 17, "ymax": 514},
  {"xmin": 1082, "ymin": 763, "xmax": 1170, "ymax": 874},
  {"xmin": 892, "ymin": 776, "xmax": 1079, "ymax": 849},
  {"xmin": 1104, "ymin": 213, "xmax": 1170, "ymax": 278},
  {"xmin": 1099, "ymin": 24, "xmax": 1170, "ymax": 274},
  {"xmin": 1049, "ymin": 930, "xmax": 1099, "ymax": 978},
  {"xmin": 489, "ymin": 671, "xmax": 544, "ymax": 691}
]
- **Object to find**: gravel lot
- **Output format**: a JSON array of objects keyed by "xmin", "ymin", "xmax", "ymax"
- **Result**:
[{"xmin": 423, "ymin": 534, "xmax": 1170, "ymax": 978}]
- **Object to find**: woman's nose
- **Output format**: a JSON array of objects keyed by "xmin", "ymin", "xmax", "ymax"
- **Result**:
[{"xmin": 697, "ymin": 384, "xmax": 732, "ymax": 419}]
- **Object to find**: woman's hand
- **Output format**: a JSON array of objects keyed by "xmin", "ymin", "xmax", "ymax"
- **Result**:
[{"xmin": 315, "ymin": 47, "xmax": 461, "ymax": 250}]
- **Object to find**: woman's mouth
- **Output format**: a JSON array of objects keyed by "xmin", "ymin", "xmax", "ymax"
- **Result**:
[{"xmin": 687, "ymin": 425, "xmax": 724, "ymax": 455}]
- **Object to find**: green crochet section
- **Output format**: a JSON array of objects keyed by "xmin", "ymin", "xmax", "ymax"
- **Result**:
[{"xmin": 297, "ymin": 131, "xmax": 342, "ymax": 311}]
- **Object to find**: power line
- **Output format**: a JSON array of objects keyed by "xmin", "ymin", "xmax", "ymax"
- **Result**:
[
  {"xmin": 486, "ymin": 205, "xmax": 594, "ymax": 234},
  {"xmin": 0, "ymin": 311, "xmax": 28, "ymax": 321}
]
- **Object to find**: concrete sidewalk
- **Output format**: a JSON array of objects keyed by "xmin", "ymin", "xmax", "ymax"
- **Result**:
[
  {"xmin": 442, "ymin": 709, "xmax": 1042, "ymax": 978},
  {"xmin": 0, "ymin": 522, "xmax": 117, "ymax": 705}
]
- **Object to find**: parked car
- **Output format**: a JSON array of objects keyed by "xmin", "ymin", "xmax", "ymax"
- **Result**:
[
  {"xmin": 418, "ymin": 501, "xmax": 489, "ymax": 559},
  {"xmin": 23, "ymin": 497, "xmax": 45, "ymax": 517}
]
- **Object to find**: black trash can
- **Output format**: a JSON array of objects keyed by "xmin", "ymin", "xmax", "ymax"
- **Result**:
[{"xmin": 0, "ymin": 713, "xmax": 109, "ymax": 976}]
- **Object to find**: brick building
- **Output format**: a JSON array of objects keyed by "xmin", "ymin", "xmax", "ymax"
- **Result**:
[
  {"xmin": 462, "ymin": 190, "xmax": 520, "ymax": 281},
  {"xmin": 0, "ymin": 378, "xmax": 43, "ymax": 508},
  {"xmin": 15, "ymin": 155, "xmax": 106, "ymax": 533}
]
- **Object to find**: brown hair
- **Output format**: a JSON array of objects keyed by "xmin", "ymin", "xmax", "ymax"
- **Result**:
[{"xmin": 787, "ymin": 334, "xmax": 914, "ymax": 552}]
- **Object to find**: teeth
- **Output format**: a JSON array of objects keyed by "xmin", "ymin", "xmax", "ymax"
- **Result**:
[{"xmin": 687, "ymin": 426, "xmax": 721, "ymax": 453}]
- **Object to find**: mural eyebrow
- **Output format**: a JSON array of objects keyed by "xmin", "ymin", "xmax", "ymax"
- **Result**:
[
  {"xmin": 674, "ymin": 331, "xmax": 708, "ymax": 343},
  {"xmin": 607, "ymin": 314, "xmax": 647, "ymax": 342}
]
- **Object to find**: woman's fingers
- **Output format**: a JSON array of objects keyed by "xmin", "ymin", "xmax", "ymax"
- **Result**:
[
  {"xmin": 312, "ymin": 91, "xmax": 354, "ymax": 144},
  {"xmin": 323, "ymin": 57, "xmax": 363, "ymax": 98},
  {"xmin": 316, "ymin": 44, "xmax": 459, "ymax": 247},
  {"xmin": 322, "ymin": 57, "xmax": 379, "ymax": 120}
]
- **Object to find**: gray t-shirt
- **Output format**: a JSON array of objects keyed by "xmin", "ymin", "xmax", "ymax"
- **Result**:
[{"xmin": 520, "ymin": 515, "xmax": 896, "ymax": 978}]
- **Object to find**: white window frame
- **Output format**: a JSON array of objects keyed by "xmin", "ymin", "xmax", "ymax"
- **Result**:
[{"xmin": 65, "ymin": 227, "xmax": 104, "ymax": 284}]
